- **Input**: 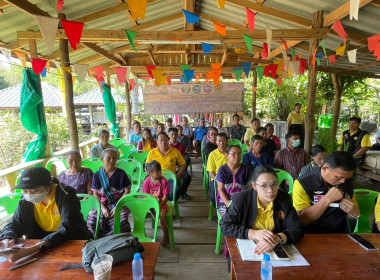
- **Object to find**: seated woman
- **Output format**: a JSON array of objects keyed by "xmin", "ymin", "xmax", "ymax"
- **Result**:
[
  {"xmin": 58, "ymin": 150, "xmax": 93, "ymax": 195},
  {"xmin": 220, "ymin": 165, "xmax": 304, "ymax": 255},
  {"xmin": 0, "ymin": 167, "xmax": 90, "ymax": 263},
  {"xmin": 299, "ymin": 145, "xmax": 327, "ymax": 177},
  {"xmin": 88, "ymin": 149, "xmax": 131, "ymax": 238},
  {"xmin": 216, "ymin": 145, "xmax": 252, "ymax": 216},
  {"xmin": 242, "ymin": 135, "xmax": 273, "ymax": 169},
  {"xmin": 137, "ymin": 128, "xmax": 157, "ymax": 152}
]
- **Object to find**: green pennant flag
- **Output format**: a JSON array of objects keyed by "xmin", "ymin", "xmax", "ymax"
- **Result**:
[
  {"xmin": 256, "ymin": 66, "xmax": 265, "ymax": 82},
  {"xmin": 269, "ymin": 82, "xmax": 273, "ymax": 89},
  {"xmin": 102, "ymin": 83, "xmax": 120, "ymax": 137},
  {"xmin": 290, "ymin": 47, "xmax": 295, "ymax": 61},
  {"xmin": 320, "ymin": 39, "xmax": 328, "ymax": 65},
  {"xmin": 233, "ymin": 67, "xmax": 243, "ymax": 81},
  {"xmin": 316, "ymin": 58, "xmax": 321, "ymax": 66},
  {"xmin": 180, "ymin": 64, "xmax": 191, "ymax": 82},
  {"xmin": 125, "ymin": 30, "xmax": 137, "ymax": 52},
  {"xmin": 243, "ymin": 34, "xmax": 253, "ymax": 52}
]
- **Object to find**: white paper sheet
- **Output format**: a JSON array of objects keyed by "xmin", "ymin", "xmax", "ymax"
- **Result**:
[{"xmin": 272, "ymin": 244, "xmax": 310, "ymax": 267}]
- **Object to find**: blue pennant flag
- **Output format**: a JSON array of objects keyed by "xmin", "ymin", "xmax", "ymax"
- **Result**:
[
  {"xmin": 241, "ymin": 62, "xmax": 252, "ymax": 78},
  {"xmin": 315, "ymin": 52, "xmax": 323, "ymax": 58},
  {"xmin": 40, "ymin": 67, "xmax": 47, "ymax": 78},
  {"xmin": 184, "ymin": 70, "xmax": 194, "ymax": 82},
  {"xmin": 201, "ymin": 43, "xmax": 213, "ymax": 55},
  {"xmin": 180, "ymin": 76, "xmax": 185, "ymax": 85},
  {"xmin": 183, "ymin": 9, "xmax": 200, "ymax": 24}
]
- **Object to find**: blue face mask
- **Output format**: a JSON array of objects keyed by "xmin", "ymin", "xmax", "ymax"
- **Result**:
[{"xmin": 292, "ymin": 139, "xmax": 301, "ymax": 148}]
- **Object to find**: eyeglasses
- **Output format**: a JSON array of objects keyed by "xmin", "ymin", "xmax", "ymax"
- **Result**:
[
  {"xmin": 228, "ymin": 153, "xmax": 242, "ymax": 157},
  {"xmin": 255, "ymin": 182, "xmax": 280, "ymax": 191}
]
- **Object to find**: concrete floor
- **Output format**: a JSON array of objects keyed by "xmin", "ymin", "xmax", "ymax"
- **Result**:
[{"xmin": 153, "ymin": 158, "xmax": 229, "ymax": 280}]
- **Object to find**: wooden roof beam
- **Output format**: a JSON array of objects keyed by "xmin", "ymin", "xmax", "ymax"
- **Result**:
[
  {"xmin": 347, "ymin": 61, "xmax": 380, "ymax": 71},
  {"xmin": 147, "ymin": 49, "xmax": 158, "ymax": 65},
  {"xmin": 4, "ymin": 0, "xmax": 50, "ymax": 17},
  {"xmin": 45, "ymin": 44, "xmax": 86, "ymax": 60},
  {"xmin": 0, "ymin": 0, "xmax": 10, "ymax": 9},
  {"xmin": 317, "ymin": 65, "xmax": 380, "ymax": 79},
  {"xmin": 371, "ymin": 0, "xmax": 380, "ymax": 7},
  {"xmin": 81, "ymin": 43, "xmax": 123, "ymax": 65},
  {"xmin": 242, "ymin": 0, "xmax": 265, "ymax": 27},
  {"xmin": 199, "ymin": 13, "xmax": 245, "ymax": 31}
]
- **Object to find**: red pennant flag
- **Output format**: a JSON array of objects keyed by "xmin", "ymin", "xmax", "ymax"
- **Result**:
[
  {"xmin": 206, "ymin": 78, "xmax": 209, "ymax": 84},
  {"xmin": 213, "ymin": 22, "xmax": 226, "ymax": 36},
  {"xmin": 252, "ymin": 87, "xmax": 257, "ymax": 92},
  {"xmin": 57, "ymin": 0, "xmax": 64, "ymax": 11},
  {"xmin": 31, "ymin": 59, "xmax": 48, "ymax": 75},
  {"xmin": 281, "ymin": 38, "xmax": 289, "ymax": 51},
  {"xmin": 374, "ymin": 43, "xmax": 380, "ymax": 61},
  {"xmin": 331, "ymin": 19, "xmax": 348, "ymax": 42},
  {"xmin": 129, "ymin": 79, "xmax": 135, "ymax": 92},
  {"xmin": 60, "ymin": 19, "xmax": 84, "ymax": 50},
  {"xmin": 95, "ymin": 76, "xmax": 105, "ymax": 93},
  {"xmin": 167, "ymin": 76, "xmax": 172, "ymax": 86},
  {"xmin": 299, "ymin": 59, "xmax": 307, "ymax": 75},
  {"xmin": 261, "ymin": 43, "xmax": 268, "ymax": 59},
  {"xmin": 269, "ymin": 64, "xmax": 278, "ymax": 79},
  {"xmin": 168, "ymin": 37, "xmax": 183, "ymax": 42},
  {"xmin": 329, "ymin": 55, "xmax": 336, "ymax": 64},
  {"xmin": 263, "ymin": 65, "xmax": 271, "ymax": 77},
  {"xmin": 115, "ymin": 67, "xmax": 128, "ymax": 86},
  {"xmin": 276, "ymin": 78, "xmax": 282, "ymax": 86},
  {"xmin": 142, "ymin": 76, "xmax": 150, "ymax": 81},
  {"xmin": 93, "ymin": 66, "xmax": 104, "ymax": 80},
  {"xmin": 146, "ymin": 65, "xmax": 156, "ymax": 79},
  {"xmin": 246, "ymin": 8, "xmax": 255, "ymax": 32},
  {"xmin": 368, "ymin": 34, "xmax": 380, "ymax": 52}
]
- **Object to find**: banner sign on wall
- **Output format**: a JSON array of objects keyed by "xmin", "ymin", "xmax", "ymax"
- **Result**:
[{"xmin": 143, "ymin": 82, "xmax": 244, "ymax": 114}]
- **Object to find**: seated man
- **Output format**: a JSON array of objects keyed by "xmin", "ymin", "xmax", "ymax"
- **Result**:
[
  {"xmin": 203, "ymin": 126, "xmax": 218, "ymax": 160},
  {"xmin": 177, "ymin": 125, "xmax": 191, "ymax": 156},
  {"xmin": 0, "ymin": 167, "xmax": 90, "ymax": 263},
  {"xmin": 338, "ymin": 116, "xmax": 371, "ymax": 163},
  {"xmin": 151, "ymin": 119, "xmax": 159, "ymax": 139},
  {"xmin": 193, "ymin": 119, "xmax": 208, "ymax": 158},
  {"xmin": 207, "ymin": 133, "xmax": 228, "ymax": 207},
  {"xmin": 129, "ymin": 121, "xmax": 143, "ymax": 147},
  {"xmin": 257, "ymin": 126, "xmax": 277, "ymax": 161},
  {"xmin": 165, "ymin": 118, "xmax": 174, "ymax": 134},
  {"xmin": 91, "ymin": 129, "xmax": 119, "ymax": 158},
  {"xmin": 169, "ymin": 127, "xmax": 190, "ymax": 170},
  {"xmin": 299, "ymin": 145, "xmax": 327, "ymax": 177},
  {"xmin": 229, "ymin": 114, "xmax": 245, "ymax": 143},
  {"xmin": 293, "ymin": 151, "xmax": 360, "ymax": 233},
  {"xmin": 146, "ymin": 132, "xmax": 191, "ymax": 201},
  {"xmin": 243, "ymin": 135, "xmax": 273, "ymax": 169},
  {"xmin": 157, "ymin": 123, "xmax": 165, "ymax": 134},
  {"xmin": 265, "ymin": 123, "xmax": 281, "ymax": 150},
  {"xmin": 216, "ymin": 119, "xmax": 228, "ymax": 136},
  {"xmin": 274, "ymin": 131, "xmax": 308, "ymax": 180},
  {"xmin": 244, "ymin": 118, "xmax": 260, "ymax": 146}
]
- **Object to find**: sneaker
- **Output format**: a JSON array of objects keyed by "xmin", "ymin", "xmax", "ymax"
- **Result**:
[{"xmin": 182, "ymin": 193, "xmax": 191, "ymax": 200}]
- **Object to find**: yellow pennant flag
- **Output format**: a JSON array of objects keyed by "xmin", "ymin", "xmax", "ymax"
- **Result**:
[
  {"xmin": 14, "ymin": 51, "xmax": 27, "ymax": 67},
  {"xmin": 216, "ymin": 0, "xmax": 225, "ymax": 8},
  {"xmin": 273, "ymin": 60, "xmax": 284, "ymax": 75},
  {"xmin": 152, "ymin": 69, "xmax": 164, "ymax": 87},
  {"xmin": 127, "ymin": 0, "xmax": 147, "ymax": 21},
  {"xmin": 336, "ymin": 45, "xmax": 346, "ymax": 56},
  {"xmin": 234, "ymin": 48, "xmax": 245, "ymax": 54},
  {"xmin": 46, "ymin": 61, "xmax": 50, "ymax": 73},
  {"xmin": 160, "ymin": 75, "xmax": 167, "ymax": 85}
]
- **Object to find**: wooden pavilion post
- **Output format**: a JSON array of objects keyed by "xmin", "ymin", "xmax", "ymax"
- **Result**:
[
  {"xmin": 58, "ymin": 13, "xmax": 79, "ymax": 151},
  {"xmin": 331, "ymin": 73, "xmax": 342, "ymax": 139},
  {"xmin": 28, "ymin": 38, "xmax": 50, "ymax": 157},
  {"xmin": 304, "ymin": 10, "xmax": 324, "ymax": 154},
  {"xmin": 251, "ymin": 67, "xmax": 257, "ymax": 119},
  {"xmin": 125, "ymin": 81, "xmax": 132, "ymax": 135}
]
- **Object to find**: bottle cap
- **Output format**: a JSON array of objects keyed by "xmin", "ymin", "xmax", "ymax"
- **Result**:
[
  {"xmin": 263, "ymin": 254, "xmax": 270, "ymax": 261},
  {"xmin": 134, "ymin": 253, "xmax": 141, "ymax": 261}
]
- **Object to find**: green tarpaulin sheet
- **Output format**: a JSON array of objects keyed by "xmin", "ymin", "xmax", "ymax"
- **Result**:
[
  {"xmin": 20, "ymin": 68, "xmax": 49, "ymax": 162},
  {"xmin": 102, "ymin": 84, "xmax": 120, "ymax": 138}
]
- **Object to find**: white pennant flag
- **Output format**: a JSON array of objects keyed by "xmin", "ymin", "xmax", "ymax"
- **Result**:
[
  {"xmin": 34, "ymin": 15, "xmax": 59, "ymax": 54},
  {"xmin": 0, "ymin": 47, "xmax": 12, "ymax": 64},
  {"xmin": 126, "ymin": 66, "xmax": 131, "ymax": 81},
  {"xmin": 74, "ymin": 64, "xmax": 89, "ymax": 83},
  {"xmin": 288, "ymin": 61, "xmax": 300, "ymax": 78},
  {"xmin": 350, "ymin": 0, "xmax": 359, "ymax": 20},
  {"xmin": 266, "ymin": 27, "xmax": 272, "ymax": 56},
  {"xmin": 282, "ymin": 51, "xmax": 290, "ymax": 71},
  {"xmin": 347, "ymin": 49, "xmax": 357, "ymax": 63}
]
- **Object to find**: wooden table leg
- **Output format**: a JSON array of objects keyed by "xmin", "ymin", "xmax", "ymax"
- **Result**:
[{"xmin": 230, "ymin": 262, "xmax": 236, "ymax": 280}]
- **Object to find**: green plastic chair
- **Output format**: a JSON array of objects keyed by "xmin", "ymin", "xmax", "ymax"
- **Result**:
[
  {"xmin": 188, "ymin": 152, "xmax": 193, "ymax": 177},
  {"xmin": 240, "ymin": 144, "xmax": 249, "ymax": 154},
  {"xmin": 116, "ymin": 159, "xmax": 142, "ymax": 193},
  {"xmin": 274, "ymin": 168, "xmax": 294, "ymax": 197},
  {"xmin": 128, "ymin": 150, "xmax": 149, "ymax": 167},
  {"xmin": 76, "ymin": 194, "xmax": 101, "ymax": 240},
  {"xmin": 0, "ymin": 193, "xmax": 22, "ymax": 217},
  {"xmin": 162, "ymin": 169, "xmax": 180, "ymax": 218},
  {"xmin": 201, "ymin": 147, "xmax": 209, "ymax": 199},
  {"xmin": 353, "ymin": 189, "xmax": 379, "ymax": 233},
  {"xmin": 228, "ymin": 139, "xmax": 242, "ymax": 146},
  {"xmin": 117, "ymin": 143, "xmax": 136, "ymax": 160},
  {"xmin": 82, "ymin": 158, "xmax": 104, "ymax": 173},
  {"xmin": 109, "ymin": 138, "xmax": 126, "ymax": 147},
  {"xmin": 114, "ymin": 193, "xmax": 160, "ymax": 242},
  {"xmin": 46, "ymin": 157, "xmax": 68, "ymax": 176}
]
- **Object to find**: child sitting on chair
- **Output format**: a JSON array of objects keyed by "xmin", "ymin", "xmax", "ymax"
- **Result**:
[{"xmin": 143, "ymin": 160, "xmax": 170, "ymax": 246}]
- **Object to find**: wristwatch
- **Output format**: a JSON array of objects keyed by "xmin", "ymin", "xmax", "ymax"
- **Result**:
[{"xmin": 277, "ymin": 234, "xmax": 284, "ymax": 245}]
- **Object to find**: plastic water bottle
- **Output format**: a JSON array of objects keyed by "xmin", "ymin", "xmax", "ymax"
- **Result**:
[
  {"xmin": 261, "ymin": 254, "xmax": 272, "ymax": 280},
  {"xmin": 132, "ymin": 253, "xmax": 143, "ymax": 280}
]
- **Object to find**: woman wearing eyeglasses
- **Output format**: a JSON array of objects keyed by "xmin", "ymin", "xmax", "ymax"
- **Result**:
[{"xmin": 220, "ymin": 165, "xmax": 304, "ymax": 255}]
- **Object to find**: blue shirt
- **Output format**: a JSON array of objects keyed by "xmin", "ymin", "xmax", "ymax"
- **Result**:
[
  {"xmin": 129, "ymin": 131, "xmax": 142, "ymax": 144},
  {"xmin": 151, "ymin": 127, "xmax": 158, "ymax": 139},
  {"xmin": 194, "ymin": 126, "xmax": 208, "ymax": 141},
  {"xmin": 242, "ymin": 152, "xmax": 273, "ymax": 169}
]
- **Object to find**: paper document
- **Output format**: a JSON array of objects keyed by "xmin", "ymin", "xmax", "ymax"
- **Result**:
[{"xmin": 272, "ymin": 244, "xmax": 310, "ymax": 267}]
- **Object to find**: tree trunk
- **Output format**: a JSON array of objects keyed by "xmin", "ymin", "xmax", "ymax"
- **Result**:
[
  {"xmin": 251, "ymin": 67, "xmax": 257, "ymax": 119},
  {"xmin": 331, "ymin": 73, "xmax": 342, "ymax": 140}
]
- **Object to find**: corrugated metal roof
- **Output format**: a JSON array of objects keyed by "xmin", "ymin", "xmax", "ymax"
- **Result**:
[
  {"xmin": 74, "ymin": 88, "xmax": 126, "ymax": 106},
  {"xmin": 0, "ymin": 82, "xmax": 63, "ymax": 109}
]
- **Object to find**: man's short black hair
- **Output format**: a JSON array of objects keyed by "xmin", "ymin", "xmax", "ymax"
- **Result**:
[
  {"xmin": 323, "ymin": 151, "xmax": 356, "ymax": 171},
  {"xmin": 217, "ymin": 132, "xmax": 228, "ymax": 140},
  {"xmin": 208, "ymin": 126, "xmax": 218, "ymax": 134},
  {"xmin": 310, "ymin": 145, "xmax": 326, "ymax": 157},
  {"xmin": 98, "ymin": 129, "xmax": 110, "ymax": 137},
  {"xmin": 294, "ymin": 103, "xmax": 302, "ymax": 108},
  {"xmin": 256, "ymin": 127, "xmax": 267, "ymax": 134},
  {"xmin": 250, "ymin": 135, "xmax": 264, "ymax": 143},
  {"xmin": 233, "ymin": 114, "xmax": 240, "ymax": 119},
  {"xmin": 168, "ymin": 127, "xmax": 178, "ymax": 133},
  {"xmin": 157, "ymin": 131, "xmax": 169, "ymax": 139},
  {"xmin": 251, "ymin": 118, "xmax": 260, "ymax": 123},
  {"xmin": 349, "ymin": 116, "xmax": 362, "ymax": 124},
  {"xmin": 285, "ymin": 131, "xmax": 299, "ymax": 141},
  {"xmin": 265, "ymin": 123, "xmax": 274, "ymax": 128}
]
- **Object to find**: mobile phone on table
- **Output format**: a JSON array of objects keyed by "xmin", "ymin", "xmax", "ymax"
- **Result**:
[
  {"xmin": 273, "ymin": 245, "xmax": 290, "ymax": 259},
  {"xmin": 348, "ymin": 234, "xmax": 379, "ymax": 251}
]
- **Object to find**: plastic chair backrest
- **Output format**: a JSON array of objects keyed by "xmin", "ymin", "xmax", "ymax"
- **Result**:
[
  {"xmin": 46, "ymin": 157, "xmax": 68, "ymax": 177},
  {"xmin": 82, "ymin": 158, "xmax": 104, "ymax": 173},
  {"xmin": 354, "ymin": 189, "xmax": 379, "ymax": 233},
  {"xmin": 76, "ymin": 194, "xmax": 101, "ymax": 240},
  {"xmin": 240, "ymin": 144, "xmax": 249, "ymax": 154},
  {"xmin": 116, "ymin": 159, "xmax": 142, "ymax": 193},
  {"xmin": 117, "ymin": 143, "xmax": 136, "ymax": 159},
  {"xmin": 109, "ymin": 138, "xmax": 126, "ymax": 147},
  {"xmin": 0, "ymin": 193, "xmax": 22, "ymax": 216},
  {"xmin": 161, "ymin": 169, "xmax": 177, "ymax": 204},
  {"xmin": 274, "ymin": 168, "xmax": 294, "ymax": 196},
  {"xmin": 128, "ymin": 150, "xmax": 149, "ymax": 167},
  {"xmin": 228, "ymin": 139, "xmax": 242, "ymax": 146},
  {"xmin": 201, "ymin": 147, "xmax": 206, "ymax": 167},
  {"xmin": 113, "ymin": 193, "xmax": 160, "ymax": 242}
]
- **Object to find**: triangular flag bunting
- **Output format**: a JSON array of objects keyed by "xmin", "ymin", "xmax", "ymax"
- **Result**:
[
  {"xmin": 299, "ymin": 59, "xmax": 307, "ymax": 75},
  {"xmin": 14, "ymin": 51, "xmax": 27, "ymax": 67},
  {"xmin": 34, "ymin": 15, "xmax": 59, "ymax": 54},
  {"xmin": 281, "ymin": 38, "xmax": 289, "ymax": 51},
  {"xmin": 202, "ymin": 43, "xmax": 213, "ymax": 55},
  {"xmin": 315, "ymin": 52, "xmax": 323, "ymax": 58},
  {"xmin": 31, "ymin": 58, "xmax": 48, "ymax": 75},
  {"xmin": 167, "ymin": 76, "xmax": 172, "ymax": 86},
  {"xmin": 350, "ymin": 0, "xmax": 359, "ymax": 20},
  {"xmin": 125, "ymin": 30, "xmax": 137, "ymax": 51},
  {"xmin": 241, "ymin": 62, "xmax": 251, "ymax": 78},
  {"xmin": 329, "ymin": 55, "xmax": 336, "ymax": 64},
  {"xmin": 40, "ymin": 68, "xmax": 47, "ymax": 78},
  {"xmin": 152, "ymin": 69, "xmax": 165, "ymax": 87},
  {"xmin": 93, "ymin": 66, "xmax": 104, "ymax": 80},
  {"xmin": 319, "ymin": 39, "xmax": 328, "ymax": 64},
  {"xmin": 261, "ymin": 43, "xmax": 268, "ymax": 59},
  {"xmin": 290, "ymin": 47, "xmax": 295, "ymax": 60},
  {"xmin": 127, "ymin": 0, "xmax": 147, "ymax": 21},
  {"xmin": 243, "ymin": 34, "xmax": 253, "ymax": 52},
  {"xmin": 246, "ymin": 8, "xmax": 255, "ymax": 32},
  {"xmin": 216, "ymin": 0, "xmax": 225, "ymax": 8},
  {"xmin": 368, "ymin": 34, "xmax": 380, "ymax": 52},
  {"xmin": 276, "ymin": 78, "xmax": 282, "ymax": 86},
  {"xmin": 331, "ymin": 19, "xmax": 348, "ymax": 42},
  {"xmin": 256, "ymin": 66, "xmax": 265, "ymax": 82},
  {"xmin": 74, "ymin": 64, "xmax": 89, "ymax": 83},
  {"xmin": 57, "ymin": 0, "xmax": 64, "ymax": 11},
  {"xmin": 273, "ymin": 60, "xmax": 284, "ymax": 75},
  {"xmin": 347, "ymin": 49, "xmax": 357, "ymax": 63},
  {"xmin": 168, "ymin": 37, "xmax": 183, "ymax": 42},
  {"xmin": 0, "ymin": 47, "xmax": 11, "ymax": 64},
  {"xmin": 184, "ymin": 70, "xmax": 194, "ymax": 82},
  {"xmin": 115, "ymin": 67, "xmax": 128, "ymax": 85},
  {"xmin": 146, "ymin": 65, "xmax": 156, "ymax": 79},
  {"xmin": 266, "ymin": 27, "xmax": 272, "ymax": 56},
  {"xmin": 233, "ymin": 67, "xmax": 243, "ymax": 81},
  {"xmin": 211, "ymin": 63, "xmax": 221, "ymax": 70},
  {"xmin": 213, "ymin": 22, "xmax": 226, "ymax": 36},
  {"xmin": 182, "ymin": 9, "xmax": 200, "ymax": 24},
  {"xmin": 60, "ymin": 19, "xmax": 84, "ymax": 50},
  {"xmin": 234, "ymin": 48, "xmax": 245, "ymax": 54},
  {"xmin": 180, "ymin": 64, "xmax": 191, "ymax": 81},
  {"xmin": 336, "ymin": 45, "xmax": 346, "ymax": 56},
  {"xmin": 129, "ymin": 79, "xmax": 135, "ymax": 91}
]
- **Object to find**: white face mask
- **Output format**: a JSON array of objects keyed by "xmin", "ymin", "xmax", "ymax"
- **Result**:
[
  {"xmin": 292, "ymin": 139, "xmax": 301, "ymax": 148},
  {"xmin": 23, "ymin": 191, "xmax": 48, "ymax": 204}
]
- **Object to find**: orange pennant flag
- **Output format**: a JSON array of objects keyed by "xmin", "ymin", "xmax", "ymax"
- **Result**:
[
  {"xmin": 72, "ymin": 75, "xmax": 76, "ymax": 83},
  {"xmin": 216, "ymin": 0, "xmax": 225, "ymax": 8},
  {"xmin": 211, "ymin": 63, "xmax": 221, "ymax": 70},
  {"xmin": 213, "ymin": 22, "xmax": 226, "ymax": 36},
  {"xmin": 127, "ymin": 0, "xmax": 147, "ymax": 21},
  {"xmin": 152, "ymin": 69, "xmax": 165, "ymax": 87},
  {"xmin": 14, "ymin": 51, "xmax": 27, "ymax": 67},
  {"xmin": 88, "ymin": 68, "xmax": 95, "ymax": 78},
  {"xmin": 168, "ymin": 37, "xmax": 183, "ymax": 42}
]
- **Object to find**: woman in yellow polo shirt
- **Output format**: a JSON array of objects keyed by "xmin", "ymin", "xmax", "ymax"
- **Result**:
[
  {"xmin": 374, "ymin": 194, "xmax": 380, "ymax": 233},
  {"xmin": 0, "ymin": 167, "xmax": 90, "ymax": 263},
  {"xmin": 220, "ymin": 165, "xmax": 303, "ymax": 255},
  {"xmin": 287, "ymin": 103, "xmax": 305, "ymax": 149}
]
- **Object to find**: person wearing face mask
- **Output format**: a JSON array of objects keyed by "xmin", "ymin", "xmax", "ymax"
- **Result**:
[
  {"xmin": 274, "ymin": 131, "xmax": 308, "ymax": 182},
  {"xmin": 0, "ymin": 167, "xmax": 90, "ymax": 263},
  {"xmin": 299, "ymin": 145, "xmax": 327, "ymax": 177},
  {"xmin": 287, "ymin": 103, "xmax": 305, "ymax": 149},
  {"xmin": 293, "ymin": 152, "xmax": 360, "ymax": 233}
]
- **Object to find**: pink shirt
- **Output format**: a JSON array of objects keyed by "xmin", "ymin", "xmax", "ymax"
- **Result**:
[{"xmin": 143, "ymin": 177, "xmax": 170, "ymax": 203}]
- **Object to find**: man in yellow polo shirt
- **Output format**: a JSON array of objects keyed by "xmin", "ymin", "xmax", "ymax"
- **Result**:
[
  {"xmin": 147, "ymin": 132, "xmax": 191, "ymax": 201},
  {"xmin": 293, "ymin": 151, "xmax": 360, "ymax": 233},
  {"xmin": 207, "ymin": 133, "xmax": 228, "ymax": 206},
  {"xmin": 244, "ymin": 118, "xmax": 260, "ymax": 146},
  {"xmin": 338, "ymin": 116, "xmax": 371, "ymax": 164}
]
